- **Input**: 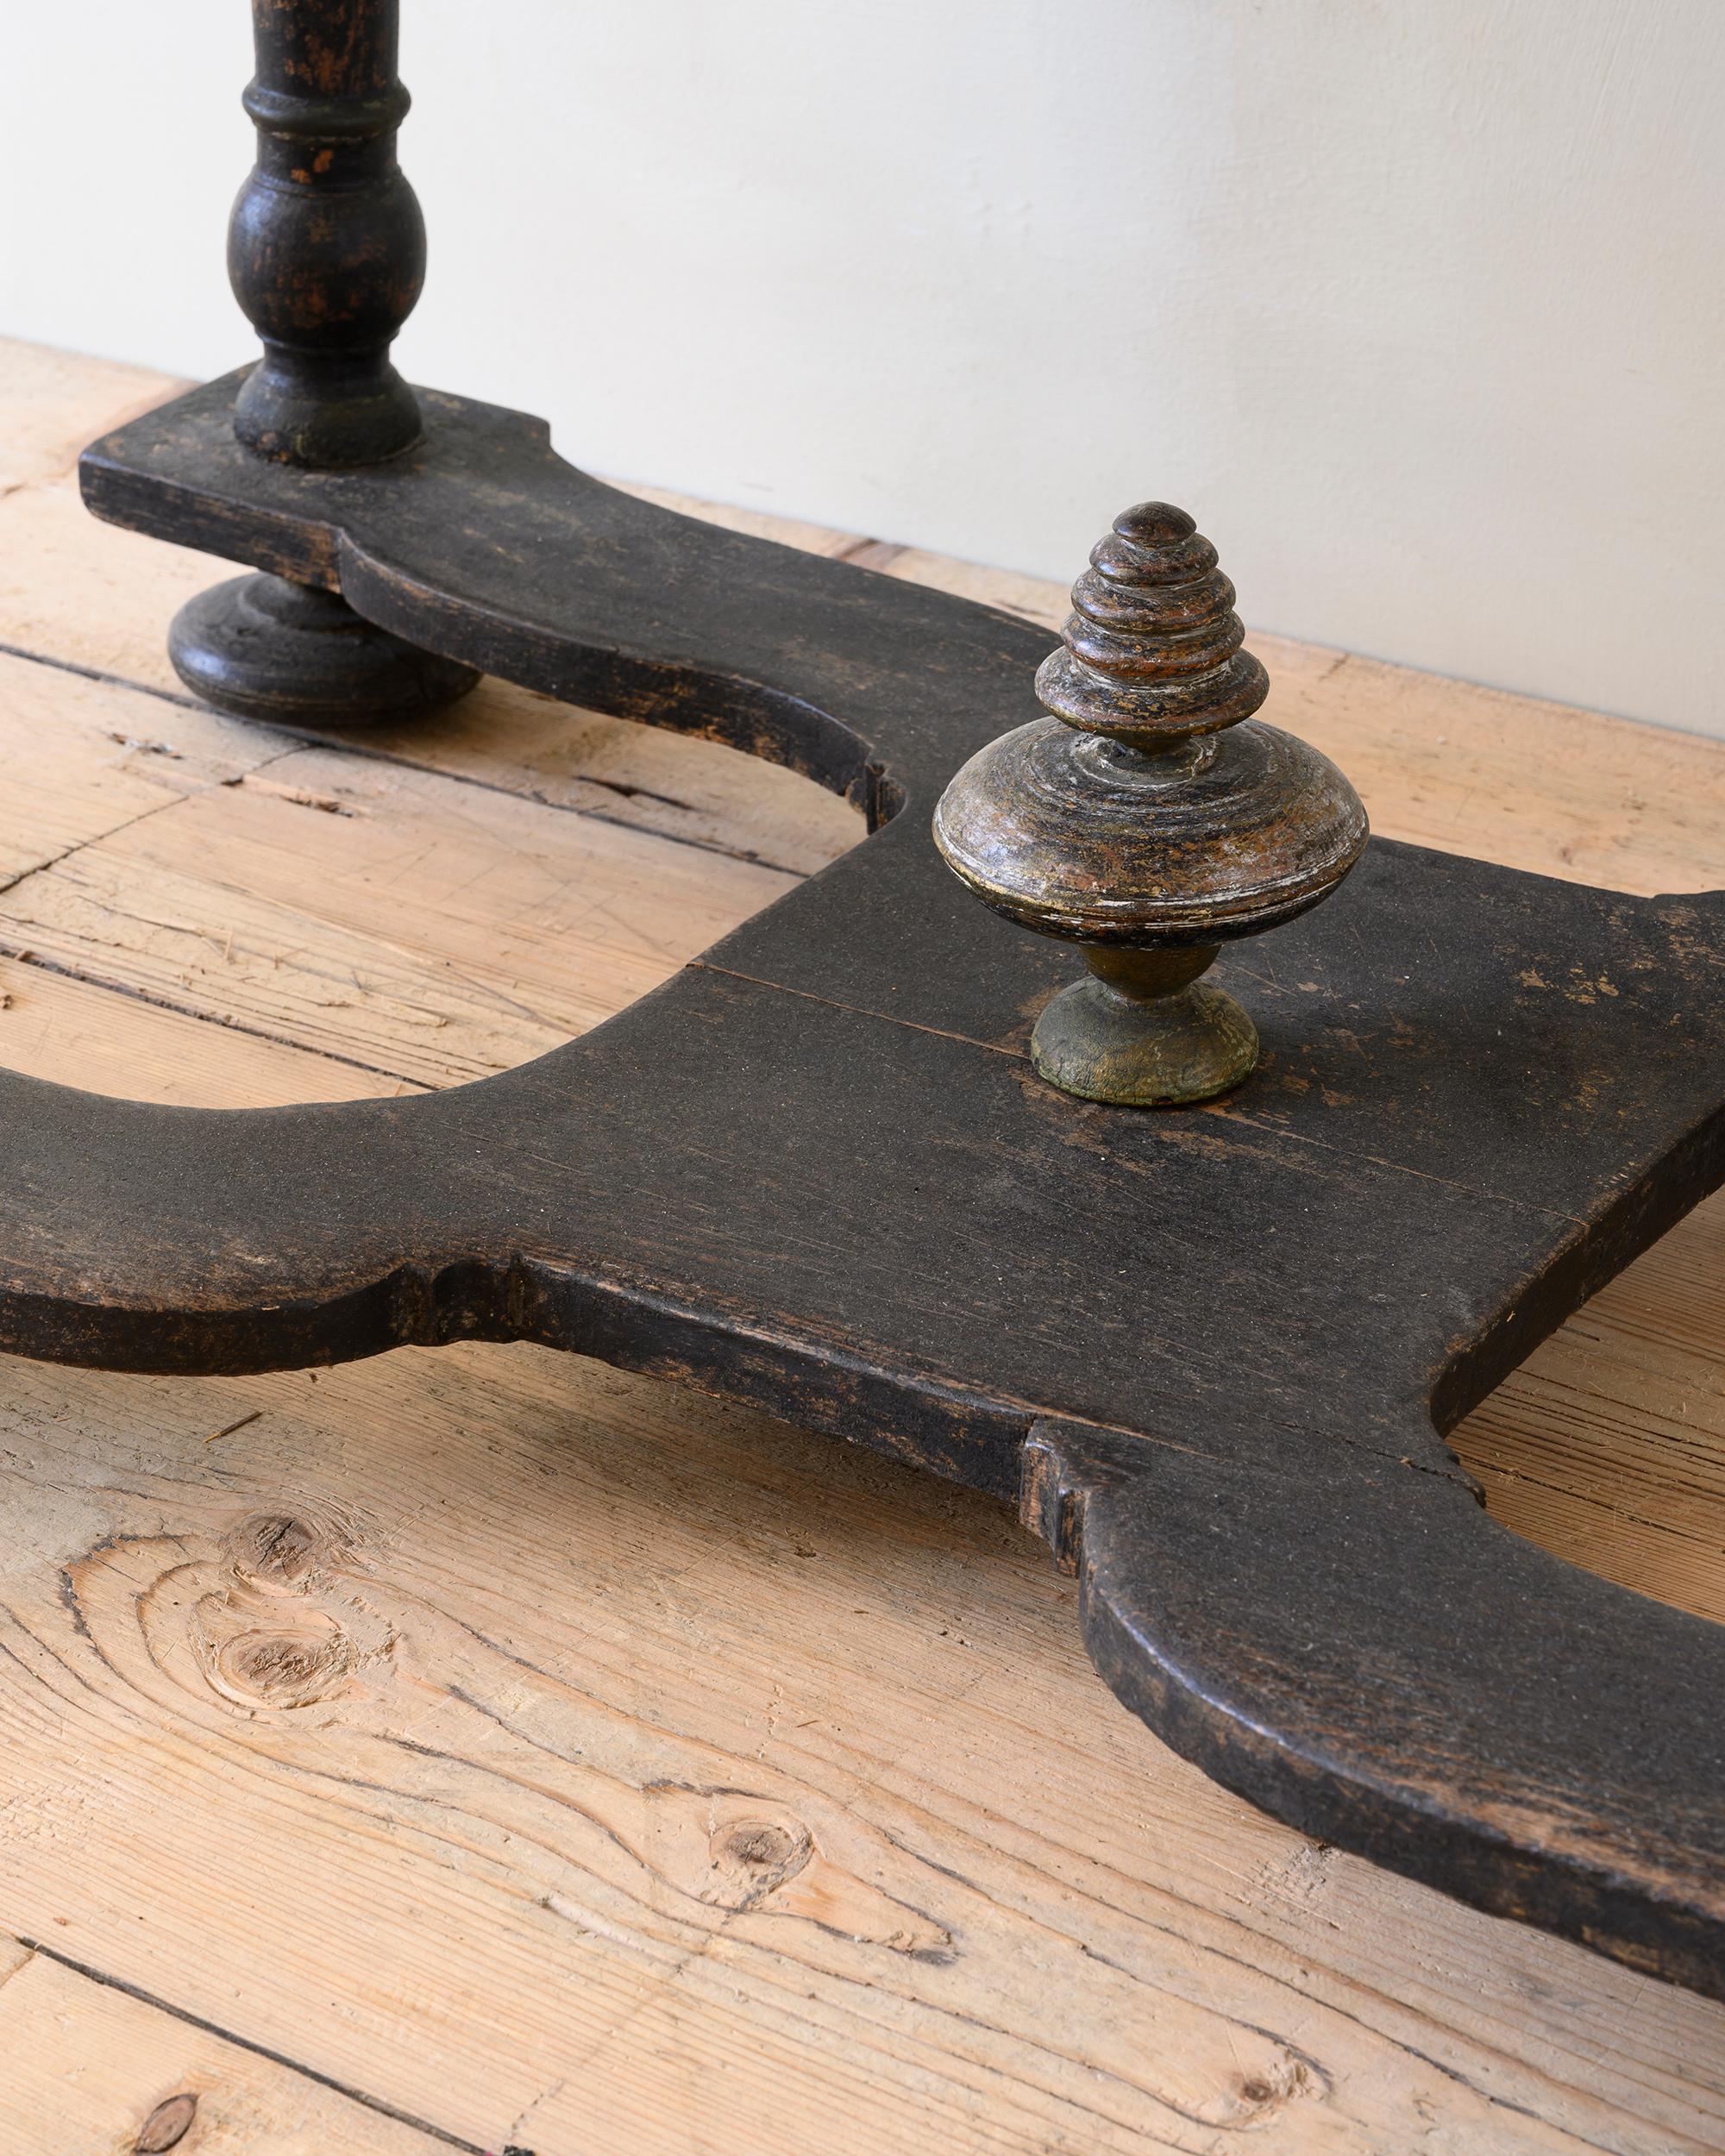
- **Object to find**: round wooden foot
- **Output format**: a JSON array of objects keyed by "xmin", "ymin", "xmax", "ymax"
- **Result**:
[
  {"xmin": 1030, "ymin": 947, "xmax": 1258, "ymax": 1106},
  {"xmin": 167, "ymin": 573, "xmax": 480, "ymax": 728}
]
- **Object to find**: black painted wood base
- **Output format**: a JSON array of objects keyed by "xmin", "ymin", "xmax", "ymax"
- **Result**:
[
  {"xmin": 22, "ymin": 367, "xmax": 1721, "ymax": 2002},
  {"xmin": 170, "ymin": 570, "xmax": 480, "ymax": 726}
]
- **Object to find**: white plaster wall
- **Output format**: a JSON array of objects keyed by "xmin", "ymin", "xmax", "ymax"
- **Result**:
[{"xmin": 3, "ymin": 2, "xmax": 1720, "ymax": 730}]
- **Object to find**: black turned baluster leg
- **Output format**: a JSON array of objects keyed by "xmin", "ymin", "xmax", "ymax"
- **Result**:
[{"xmin": 168, "ymin": 0, "xmax": 478, "ymax": 727}]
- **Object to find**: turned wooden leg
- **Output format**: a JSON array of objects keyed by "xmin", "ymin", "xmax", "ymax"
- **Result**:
[{"xmin": 170, "ymin": 0, "xmax": 478, "ymax": 727}]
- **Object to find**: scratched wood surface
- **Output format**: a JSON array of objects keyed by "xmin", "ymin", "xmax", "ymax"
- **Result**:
[{"xmin": 0, "ymin": 336, "xmax": 1722, "ymax": 2153}]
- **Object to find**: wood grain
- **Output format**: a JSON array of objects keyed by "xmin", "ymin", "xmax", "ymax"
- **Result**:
[
  {"xmin": 5, "ymin": 1347, "xmax": 1725, "ymax": 2154},
  {"xmin": 0, "ymin": 341, "xmax": 1722, "ymax": 2150},
  {"xmin": 0, "ymin": 1950, "xmax": 448, "ymax": 2153},
  {"xmin": 0, "ymin": 730, "xmax": 800, "ymax": 1086},
  {"xmin": 0, "ymin": 957, "xmax": 409, "ymax": 1106},
  {"xmin": 0, "ymin": 335, "xmax": 182, "ymax": 492}
]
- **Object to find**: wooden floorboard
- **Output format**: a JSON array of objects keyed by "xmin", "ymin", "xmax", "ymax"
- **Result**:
[
  {"xmin": 0, "ymin": 1946, "xmax": 456, "ymax": 2153},
  {"xmin": 0, "ymin": 342, "xmax": 1721, "ymax": 2153}
]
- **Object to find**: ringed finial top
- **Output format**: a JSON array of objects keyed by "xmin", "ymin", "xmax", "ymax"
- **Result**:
[{"xmin": 1035, "ymin": 501, "xmax": 1270, "ymax": 745}]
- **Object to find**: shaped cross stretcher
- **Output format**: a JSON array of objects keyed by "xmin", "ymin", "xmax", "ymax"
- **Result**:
[
  {"xmin": 0, "ymin": 369, "xmax": 1709, "ymax": 2002},
  {"xmin": 13, "ymin": 0, "xmax": 1724, "ymax": 2002}
]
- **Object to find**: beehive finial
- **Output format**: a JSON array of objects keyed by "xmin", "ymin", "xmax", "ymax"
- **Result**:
[{"xmin": 932, "ymin": 500, "xmax": 1368, "ymax": 1106}]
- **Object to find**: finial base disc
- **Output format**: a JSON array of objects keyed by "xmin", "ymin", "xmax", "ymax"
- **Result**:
[
  {"xmin": 1031, "ymin": 966, "xmax": 1258, "ymax": 1106},
  {"xmin": 169, "ymin": 573, "xmax": 480, "ymax": 729}
]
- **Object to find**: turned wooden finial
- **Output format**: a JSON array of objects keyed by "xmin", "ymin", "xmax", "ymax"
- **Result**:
[{"xmin": 932, "ymin": 502, "xmax": 1368, "ymax": 1106}]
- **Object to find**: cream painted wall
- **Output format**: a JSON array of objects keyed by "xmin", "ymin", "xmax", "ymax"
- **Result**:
[{"xmin": 3, "ymin": 3, "xmax": 1720, "ymax": 731}]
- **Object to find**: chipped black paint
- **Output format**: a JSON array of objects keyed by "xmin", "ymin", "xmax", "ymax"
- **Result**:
[{"xmin": 47, "ymin": 0, "xmax": 1725, "ymax": 2003}]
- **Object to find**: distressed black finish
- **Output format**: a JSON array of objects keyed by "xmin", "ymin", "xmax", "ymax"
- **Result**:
[
  {"xmin": 37, "ymin": 368, "xmax": 1725, "ymax": 2001},
  {"xmin": 167, "ymin": 0, "xmax": 476, "ymax": 726},
  {"xmin": 169, "ymin": 571, "xmax": 477, "ymax": 725},
  {"xmin": 38, "ymin": 0, "xmax": 1725, "ymax": 2003},
  {"xmin": 232, "ymin": 0, "xmax": 425, "ymax": 467}
]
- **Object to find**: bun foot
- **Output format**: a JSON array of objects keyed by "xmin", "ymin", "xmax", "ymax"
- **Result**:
[{"xmin": 168, "ymin": 573, "xmax": 480, "ymax": 728}]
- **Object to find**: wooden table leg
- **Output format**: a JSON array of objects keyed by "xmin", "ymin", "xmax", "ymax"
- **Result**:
[{"xmin": 167, "ymin": 0, "xmax": 477, "ymax": 726}]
